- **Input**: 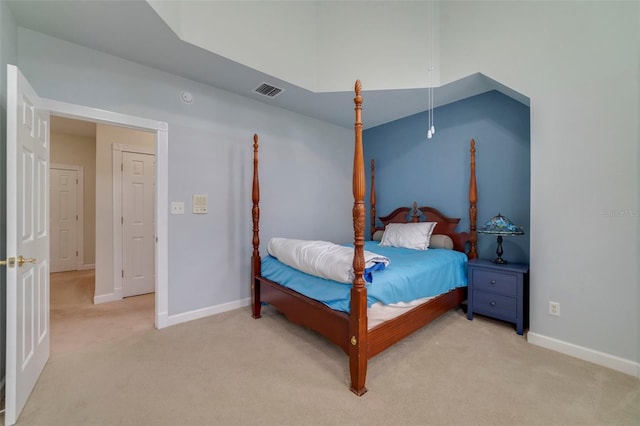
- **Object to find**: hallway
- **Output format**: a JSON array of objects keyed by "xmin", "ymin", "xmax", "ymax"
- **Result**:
[{"xmin": 51, "ymin": 269, "xmax": 154, "ymax": 354}]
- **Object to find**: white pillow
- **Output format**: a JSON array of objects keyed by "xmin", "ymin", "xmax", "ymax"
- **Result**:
[
  {"xmin": 429, "ymin": 234, "xmax": 454, "ymax": 250},
  {"xmin": 379, "ymin": 222, "xmax": 437, "ymax": 250},
  {"xmin": 372, "ymin": 230, "xmax": 384, "ymax": 241}
]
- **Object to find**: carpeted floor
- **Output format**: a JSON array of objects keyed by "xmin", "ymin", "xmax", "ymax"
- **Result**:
[
  {"xmin": 49, "ymin": 269, "xmax": 155, "ymax": 354},
  {"xmin": 10, "ymin": 283, "xmax": 640, "ymax": 426}
]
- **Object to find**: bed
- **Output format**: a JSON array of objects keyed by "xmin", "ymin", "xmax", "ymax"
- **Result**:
[{"xmin": 250, "ymin": 80, "xmax": 478, "ymax": 395}]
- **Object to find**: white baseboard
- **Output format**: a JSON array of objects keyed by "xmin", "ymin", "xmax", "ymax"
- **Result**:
[
  {"xmin": 166, "ymin": 298, "xmax": 251, "ymax": 327},
  {"xmin": 80, "ymin": 264, "xmax": 95, "ymax": 270},
  {"xmin": 528, "ymin": 332, "xmax": 640, "ymax": 378},
  {"xmin": 93, "ymin": 293, "xmax": 117, "ymax": 304},
  {"xmin": 156, "ymin": 311, "xmax": 168, "ymax": 329}
]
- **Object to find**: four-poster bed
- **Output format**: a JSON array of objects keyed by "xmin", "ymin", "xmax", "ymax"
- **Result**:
[{"xmin": 251, "ymin": 80, "xmax": 478, "ymax": 395}]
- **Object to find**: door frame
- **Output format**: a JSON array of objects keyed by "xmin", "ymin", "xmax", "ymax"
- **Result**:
[
  {"xmin": 112, "ymin": 144, "xmax": 155, "ymax": 300},
  {"xmin": 50, "ymin": 163, "xmax": 85, "ymax": 271},
  {"xmin": 41, "ymin": 97, "xmax": 169, "ymax": 329}
]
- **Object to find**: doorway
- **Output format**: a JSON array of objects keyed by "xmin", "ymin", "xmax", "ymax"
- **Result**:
[
  {"xmin": 48, "ymin": 116, "xmax": 159, "ymax": 353},
  {"xmin": 43, "ymin": 97, "xmax": 169, "ymax": 329}
]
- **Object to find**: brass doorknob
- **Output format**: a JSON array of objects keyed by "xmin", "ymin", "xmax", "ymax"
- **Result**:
[
  {"xmin": 17, "ymin": 255, "xmax": 36, "ymax": 267},
  {"xmin": 0, "ymin": 257, "xmax": 16, "ymax": 267}
]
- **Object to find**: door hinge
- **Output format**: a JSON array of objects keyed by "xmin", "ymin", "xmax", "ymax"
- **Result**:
[
  {"xmin": 76, "ymin": 214, "xmax": 78, "ymax": 221},
  {"xmin": 121, "ymin": 216, "xmax": 124, "ymax": 224},
  {"xmin": 76, "ymin": 250, "xmax": 78, "ymax": 256},
  {"xmin": 121, "ymin": 163, "xmax": 123, "ymax": 171},
  {"xmin": 122, "ymin": 270, "xmax": 124, "ymax": 278}
]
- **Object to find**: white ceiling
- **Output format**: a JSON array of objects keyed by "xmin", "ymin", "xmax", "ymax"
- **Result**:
[{"xmin": 7, "ymin": 0, "xmax": 527, "ymax": 130}]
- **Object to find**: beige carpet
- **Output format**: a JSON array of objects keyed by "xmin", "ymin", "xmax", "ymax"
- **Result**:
[
  {"xmin": 9, "ymin": 295, "xmax": 638, "ymax": 426},
  {"xmin": 50, "ymin": 269, "xmax": 155, "ymax": 354}
]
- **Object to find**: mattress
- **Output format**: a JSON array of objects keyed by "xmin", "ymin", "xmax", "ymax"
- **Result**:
[{"xmin": 261, "ymin": 241, "xmax": 467, "ymax": 315}]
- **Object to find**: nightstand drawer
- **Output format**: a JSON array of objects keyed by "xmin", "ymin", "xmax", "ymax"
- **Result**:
[
  {"xmin": 471, "ymin": 269, "xmax": 518, "ymax": 296},
  {"xmin": 472, "ymin": 290, "xmax": 516, "ymax": 321}
]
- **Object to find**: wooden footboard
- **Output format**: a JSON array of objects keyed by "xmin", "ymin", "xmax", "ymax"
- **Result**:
[{"xmin": 368, "ymin": 287, "xmax": 466, "ymax": 358}]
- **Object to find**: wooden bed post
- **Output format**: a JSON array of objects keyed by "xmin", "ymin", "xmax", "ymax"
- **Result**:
[
  {"xmin": 251, "ymin": 133, "xmax": 262, "ymax": 318},
  {"xmin": 370, "ymin": 159, "xmax": 376, "ymax": 239},
  {"xmin": 350, "ymin": 80, "xmax": 368, "ymax": 396},
  {"xmin": 468, "ymin": 139, "xmax": 478, "ymax": 260}
]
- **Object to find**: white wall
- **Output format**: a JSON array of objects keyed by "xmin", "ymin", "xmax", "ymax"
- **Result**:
[
  {"xmin": 440, "ymin": 1, "xmax": 639, "ymax": 371},
  {"xmin": 16, "ymin": 28, "xmax": 354, "ymax": 316}
]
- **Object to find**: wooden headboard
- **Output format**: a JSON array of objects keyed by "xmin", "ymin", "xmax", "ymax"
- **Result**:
[{"xmin": 372, "ymin": 202, "xmax": 469, "ymax": 253}]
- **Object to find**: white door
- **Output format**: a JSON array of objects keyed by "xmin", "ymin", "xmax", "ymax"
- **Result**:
[
  {"xmin": 49, "ymin": 168, "xmax": 78, "ymax": 272},
  {"xmin": 4, "ymin": 65, "xmax": 50, "ymax": 425},
  {"xmin": 122, "ymin": 151, "xmax": 155, "ymax": 297}
]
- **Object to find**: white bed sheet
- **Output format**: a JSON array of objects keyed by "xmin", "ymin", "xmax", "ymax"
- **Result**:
[{"xmin": 367, "ymin": 296, "xmax": 435, "ymax": 329}]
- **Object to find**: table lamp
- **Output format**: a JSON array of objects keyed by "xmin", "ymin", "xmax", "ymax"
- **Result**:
[{"xmin": 477, "ymin": 213, "xmax": 524, "ymax": 264}]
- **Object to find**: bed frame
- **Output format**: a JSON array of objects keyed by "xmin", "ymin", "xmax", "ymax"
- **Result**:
[{"xmin": 251, "ymin": 80, "xmax": 478, "ymax": 395}]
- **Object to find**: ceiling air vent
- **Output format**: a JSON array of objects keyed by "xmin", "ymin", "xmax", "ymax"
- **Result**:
[{"xmin": 253, "ymin": 82, "xmax": 284, "ymax": 98}]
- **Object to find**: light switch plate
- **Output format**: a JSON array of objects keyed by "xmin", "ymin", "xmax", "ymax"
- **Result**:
[{"xmin": 171, "ymin": 201, "xmax": 184, "ymax": 214}]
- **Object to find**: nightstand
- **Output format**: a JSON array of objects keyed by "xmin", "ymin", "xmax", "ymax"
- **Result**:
[{"xmin": 466, "ymin": 259, "xmax": 529, "ymax": 335}]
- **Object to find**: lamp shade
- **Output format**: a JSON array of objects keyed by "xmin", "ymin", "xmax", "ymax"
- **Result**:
[{"xmin": 478, "ymin": 213, "xmax": 524, "ymax": 235}]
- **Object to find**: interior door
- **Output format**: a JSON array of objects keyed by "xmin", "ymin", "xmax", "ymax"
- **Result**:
[
  {"xmin": 50, "ymin": 167, "xmax": 78, "ymax": 272},
  {"xmin": 122, "ymin": 151, "xmax": 155, "ymax": 297},
  {"xmin": 4, "ymin": 64, "xmax": 50, "ymax": 425}
]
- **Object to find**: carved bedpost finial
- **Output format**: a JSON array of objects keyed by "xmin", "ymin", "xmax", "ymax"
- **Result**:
[{"xmin": 411, "ymin": 201, "xmax": 420, "ymax": 222}]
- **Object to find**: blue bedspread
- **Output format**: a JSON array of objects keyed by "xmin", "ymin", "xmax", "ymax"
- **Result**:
[{"xmin": 261, "ymin": 241, "xmax": 468, "ymax": 313}]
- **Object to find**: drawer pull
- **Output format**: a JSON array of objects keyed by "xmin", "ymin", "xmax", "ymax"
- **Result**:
[
  {"xmin": 490, "ymin": 280, "xmax": 497, "ymax": 284},
  {"xmin": 490, "ymin": 301, "xmax": 496, "ymax": 307}
]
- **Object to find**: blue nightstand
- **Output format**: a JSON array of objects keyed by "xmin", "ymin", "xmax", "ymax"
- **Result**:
[{"xmin": 466, "ymin": 259, "xmax": 529, "ymax": 335}]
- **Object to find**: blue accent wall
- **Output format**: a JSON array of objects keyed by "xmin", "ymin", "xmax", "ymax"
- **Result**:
[{"xmin": 364, "ymin": 90, "xmax": 530, "ymax": 263}]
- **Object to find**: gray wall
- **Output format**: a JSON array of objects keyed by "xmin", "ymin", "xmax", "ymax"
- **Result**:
[
  {"xmin": 440, "ymin": 1, "xmax": 639, "ymax": 368},
  {"xmin": 0, "ymin": 0, "xmax": 18, "ymax": 392},
  {"xmin": 16, "ymin": 28, "xmax": 354, "ymax": 317}
]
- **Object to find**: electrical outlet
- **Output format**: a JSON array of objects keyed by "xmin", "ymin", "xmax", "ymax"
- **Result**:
[{"xmin": 549, "ymin": 301, "xmax": 560, "ymax": 316}]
